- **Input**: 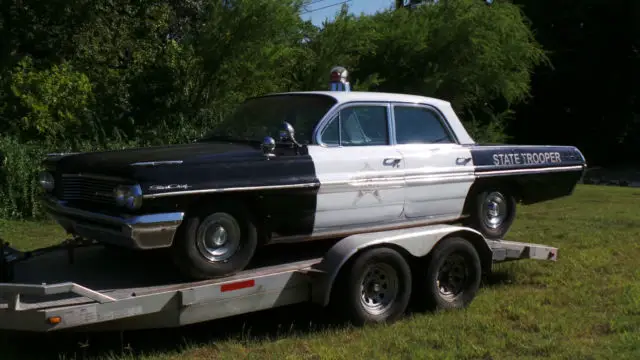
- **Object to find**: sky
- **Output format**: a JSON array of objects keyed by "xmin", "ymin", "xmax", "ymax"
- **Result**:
[{"xmin": 300, "ymin": 0, "xmax": 394, "ymax": 26}]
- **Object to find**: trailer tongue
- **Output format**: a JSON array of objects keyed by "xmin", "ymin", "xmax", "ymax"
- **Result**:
[{"xmin": 0, "ymin": 224, "xmax": 557, "ymax": 332}]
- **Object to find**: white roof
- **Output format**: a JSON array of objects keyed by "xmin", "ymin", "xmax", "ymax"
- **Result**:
[
  {"xmin": 268, "ymin": 91, "xmax": 451, "ymax": 107},
  {"xmin": 262, "ymin": 90, "xmax": 476, "ymax": 145}
]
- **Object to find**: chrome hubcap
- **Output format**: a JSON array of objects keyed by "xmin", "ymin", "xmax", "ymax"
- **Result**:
[
  {"xmin": 436, "ymin": 253, "xmax": 469, "ymax": 298},
  {"xmin": 196, "ymin": 220, "xmax": 239, "ymax": 262},
  {"xmin": 482, "ymin": 191, "xmax": 507, "ymax": 229},
  {"xmin": 360, "ymin": 263, "xmax": 398, "ymax": 315}
]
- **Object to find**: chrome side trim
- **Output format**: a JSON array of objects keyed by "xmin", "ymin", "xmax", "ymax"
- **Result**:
[
  {"xmin": 405, "ymin": 174, "xmax": 476, "ymax": 186},
  {"xmin": 143, "ymin": 182, "xmax": 320, "ymax": 199},
  {"xmin": 475, "ymin": 165, "xmax": 585, "ymax": 178},
  {"xmin": 130, "ymin": 160, "xmax": 184, "ymax": 167},
  {"xmin": 141, "ymin": 165, "xmax": 582, "ymax": 199}
]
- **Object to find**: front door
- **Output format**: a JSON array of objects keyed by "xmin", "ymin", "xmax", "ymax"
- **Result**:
[
  {"xmin": 308, "ymin": 102, "xmax": 406, "ymax": 235},
  {"xmin": 391, "ymin": 103, "xmax": 475, "ymax": 221}
]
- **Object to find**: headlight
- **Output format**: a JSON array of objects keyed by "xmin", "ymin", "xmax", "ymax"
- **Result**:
[
  {"xmin": 113, "ymin": 184, "xmax": 143, "ymax": 210},
  {"xmin": 38, "ymin": 172, "xmax": 55, "ymax": 191}
]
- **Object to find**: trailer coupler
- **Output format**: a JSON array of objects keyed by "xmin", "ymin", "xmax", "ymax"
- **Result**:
[{"xmin": 0, "ymin": 237, "xmax": 99, "ymax": 283}]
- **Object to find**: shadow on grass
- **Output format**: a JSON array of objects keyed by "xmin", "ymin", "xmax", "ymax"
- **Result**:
[
  {"xmin": 483, "ymin": 268, "xmax": 517, "ymax": 287},
  {"xmin": 0, "ymin": 303, "xmax": 347, "ymax": 360},
  {"xmin": 0, "ymin": 271, "xmax": 519, "ymax": 360}
]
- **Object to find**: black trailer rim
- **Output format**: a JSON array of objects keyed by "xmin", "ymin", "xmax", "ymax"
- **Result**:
[
  {"xmin": 359, "ymin": 263, "xmax": 399, "ymax": 315},
  {"xmin": 436, "ymin": 252, "xmax": 469, "ymax": 298}
]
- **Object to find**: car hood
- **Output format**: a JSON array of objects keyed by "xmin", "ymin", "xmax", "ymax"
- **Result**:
[{"xmin": 47, "ymin": 141, "xmax": 261, "ymax": 176}]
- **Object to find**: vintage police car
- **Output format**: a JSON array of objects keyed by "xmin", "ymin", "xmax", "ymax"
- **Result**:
[{"xmin": 38, "ymin": 67, "xmax": 587, "ymax": 279}]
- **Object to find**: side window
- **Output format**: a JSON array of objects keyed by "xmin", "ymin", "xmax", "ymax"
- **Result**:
[
  {"xmin": 320, "ymin": 115, "xmax": 340, "ymax": 145},
  {"xmin": 319, "ymin": 105, "xmax": 389, "ymax": 146},
  {"xmin": 393, "ymin": 106, "xmax": 454, "ymax": 144}
]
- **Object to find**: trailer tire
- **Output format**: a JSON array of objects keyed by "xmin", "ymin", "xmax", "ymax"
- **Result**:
[
  {"xmin": 416, "ymin": 237, "xmax": 482, "ymax": 311},
  {"xmin": 465, "ymin": 189, "xmax": 516, "ymax": 240},
  {"xmin": 332, "ymin": 247, "xmax": 412, "ymax": 326},
  {"xmin": 171, "ymin": 208, "xmax": 258, "ymax": 280}
]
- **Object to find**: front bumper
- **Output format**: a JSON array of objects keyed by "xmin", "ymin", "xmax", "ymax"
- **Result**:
[{"xmin": 41, "ymin": 196, "xmax": 184, "ymax": 250}]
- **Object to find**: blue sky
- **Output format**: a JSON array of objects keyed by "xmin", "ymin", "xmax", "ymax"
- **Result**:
[{"xmin": 301, "ymin": 0, "xmax": 394, "ymax": 26}]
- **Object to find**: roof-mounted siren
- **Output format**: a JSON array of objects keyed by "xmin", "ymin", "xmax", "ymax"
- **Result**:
[{"xmin": 329, "ymin": 66, "xmax": 350, "ymax": 92}]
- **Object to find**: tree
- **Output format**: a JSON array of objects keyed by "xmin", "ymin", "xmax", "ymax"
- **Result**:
[{"xmin": 509, "ymin": 0, "xmax": 637, "ymax": 166}]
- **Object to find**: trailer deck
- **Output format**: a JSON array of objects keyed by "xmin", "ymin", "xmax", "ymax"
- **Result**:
[{"xmin": 0, "ymin": 224, "xmax": 559, "ymax": 332}]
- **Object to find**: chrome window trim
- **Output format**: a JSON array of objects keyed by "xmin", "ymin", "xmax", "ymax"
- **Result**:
[
  {"xmin": 313, "ymin": 101, "xmax": 393, "ymax": 148},
  {"xmin": 389, "ymin": 102, "xmax": 461, "ymax": 145}
]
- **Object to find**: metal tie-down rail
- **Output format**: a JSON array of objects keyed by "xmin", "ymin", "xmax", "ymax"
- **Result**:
[{"xmin": 0, "ymin": 236, "xmax": 117, "ymax": 310}]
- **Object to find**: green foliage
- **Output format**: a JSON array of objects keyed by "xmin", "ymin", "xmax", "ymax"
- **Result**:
[
  {"xmin": 0, "ymin": 136, "xmax": 47, "ymax": 219},
  {"xmin": 0, "ymin": 0, "xmax": 545, "ymax": 218},
  {"xmin": 7, "ymin": 57, "xmax": 94, "ymax": 147}
]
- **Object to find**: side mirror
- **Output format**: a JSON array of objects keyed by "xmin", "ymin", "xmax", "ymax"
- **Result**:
[
  {"xmin": 261, "ymin": 136, "xmax": 276, "ymax": 158},
  {"xmin": 279, "ymin": 121, "xmax": 295, "ymax": 141},
  {"xmin": 279, "ymin": 121, "xmax": 301, "ymax": 147}
]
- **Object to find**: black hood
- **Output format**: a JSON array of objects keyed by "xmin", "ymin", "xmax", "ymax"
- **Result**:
[{"xmin": 47, "ymin": 141, "xmax": 261, "ymax": 176}]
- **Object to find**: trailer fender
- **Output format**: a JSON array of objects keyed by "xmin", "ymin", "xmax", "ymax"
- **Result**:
[{"xmin": 311, "ymin": 224, "xmax": 492, "ymax": 307}]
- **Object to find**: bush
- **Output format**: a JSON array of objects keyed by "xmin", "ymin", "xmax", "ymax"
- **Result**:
[{"xmin": 0, "ymin": 137, "xmax": 48, "ymax": 219}]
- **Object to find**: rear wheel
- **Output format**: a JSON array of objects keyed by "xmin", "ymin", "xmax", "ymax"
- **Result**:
[
  {"xmin": 171, "ymin": 207, "xmax": 258, "ymax": 280},
  {"xmin": 415, "ymin": 237, "xmax": 482, "ymax": 311},
  {"xmin": 465, "ymin": 189, "xmax": 516, "ymax": 240},
  {"xmin": 331, "ymin": 247, "xmax": 412, "ymax": 326}
]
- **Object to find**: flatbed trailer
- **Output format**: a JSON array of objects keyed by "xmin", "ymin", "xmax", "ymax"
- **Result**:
[{"xmin": 0, "ymin": 224, "xmax": 558, "ymax": 332}]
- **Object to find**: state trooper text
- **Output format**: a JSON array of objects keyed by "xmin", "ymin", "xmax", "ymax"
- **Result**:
[{"xmin": 492, "ymin": 152, "xmax": 562, "ymax": 166}]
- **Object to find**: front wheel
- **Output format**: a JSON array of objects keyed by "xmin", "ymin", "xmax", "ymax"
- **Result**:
[
  {"xmin": 464, "ymin": 189, "xmax": 516, "ymax": 240},
  {"xmin": 171, "ymin": 208, "xmax": 258, "ymax": 280}
]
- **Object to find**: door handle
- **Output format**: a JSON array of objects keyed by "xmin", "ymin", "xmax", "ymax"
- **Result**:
[
  {"xmin": 456, "ymin": 157, "xmax": 472, "ymax": 165},
  {"xmin": 383, "ymin": 157, "xmax": 402, "ymax": 167}
]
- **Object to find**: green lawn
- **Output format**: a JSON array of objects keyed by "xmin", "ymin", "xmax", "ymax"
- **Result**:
[{"xmin": 1, "ymin": 185, "xmax": 639, "ymax": 359}]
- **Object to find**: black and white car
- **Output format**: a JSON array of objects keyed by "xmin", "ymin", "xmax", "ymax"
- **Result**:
[{"xmin": 37, "ymin": 67, "xmax": 587, "ymax": 279}]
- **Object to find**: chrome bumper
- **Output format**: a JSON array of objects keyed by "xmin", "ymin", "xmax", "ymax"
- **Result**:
[{"xmin": 41, "ymin": 196, "xmax": 184, "ymax": 250}]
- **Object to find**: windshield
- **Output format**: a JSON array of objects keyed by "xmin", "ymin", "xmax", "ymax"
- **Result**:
[{"xmin": 200, "ymin": 94, "xmax": 337, "ymax": 144}]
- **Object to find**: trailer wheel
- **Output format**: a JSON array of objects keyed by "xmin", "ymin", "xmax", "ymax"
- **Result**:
[
  {"xmin": 416, "ymin": 237, "xmax": 482, "ymax": 311},
  {"xmin": 332, "ymin": 247, "xmax": 412, "ymax": 326},
  {"xmin": 171, "ymin": 208, "xmax": 258, "ymax": 280},
  {"xmin": 465, "ymin": 189, "xmax": 516, "ymax": 240}
]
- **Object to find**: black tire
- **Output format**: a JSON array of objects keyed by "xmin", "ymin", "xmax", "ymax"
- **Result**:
[
  {"xmin": 331, "ymin": 247, "xmax": 412, "ymax": 326},
  {"xmin": 464, "ymin": 188, "xmax": 516, "ymax": 240},
  {"xmin": 415, "ymin": 237, "xmax": 482, "ymax": 311},
  {"xmin": 170, "ymin": 207, "xmax": 258, "ymax": 280}
]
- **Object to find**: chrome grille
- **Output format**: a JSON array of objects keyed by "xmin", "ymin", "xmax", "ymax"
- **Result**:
[{"xmin": 60, "ymin": 175, "xmax": 120, "ymax": 204}]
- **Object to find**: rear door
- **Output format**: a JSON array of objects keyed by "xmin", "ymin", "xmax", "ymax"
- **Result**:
[{"xmin": 391, "ymin": 103, "xmax": 475, "ymax": 221}]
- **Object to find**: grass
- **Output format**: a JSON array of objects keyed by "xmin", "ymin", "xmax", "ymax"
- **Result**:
[{"xmin": 1, "ymin": 184, "xmax": 639, "ymax": 359}]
